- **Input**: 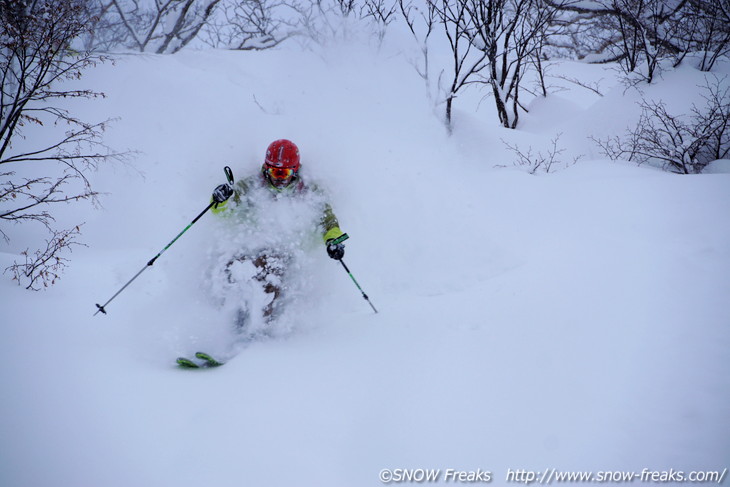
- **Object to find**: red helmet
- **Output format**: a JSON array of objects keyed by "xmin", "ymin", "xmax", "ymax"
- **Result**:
[
  {"xmin": 263, "ymin": 139, "xmax": 300, "ymax": 188},
  {"xmin": 265, "ymin": 139, "xmax": 300, "ymax": 170}
]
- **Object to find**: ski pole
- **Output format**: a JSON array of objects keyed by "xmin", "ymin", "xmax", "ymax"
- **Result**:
[
  {"xmin": 338, "ymin": 257, "xmax": 378, "ymax": 314},
  {"xmin": 327, "ymin": 233, "xmax": 377, "ymax": 313},
  {"xmin": 95, "ymin": 166, "xmax": 234, "ymax": 316}
]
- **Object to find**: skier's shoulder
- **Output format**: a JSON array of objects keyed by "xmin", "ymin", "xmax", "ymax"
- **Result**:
[
  {"xmin": 237, "ymin": 174, "xmax": 260, "ymax": 192},
  {"xmin": 296, "ymin": 169, "xmax": 328, "ymax": 196}
]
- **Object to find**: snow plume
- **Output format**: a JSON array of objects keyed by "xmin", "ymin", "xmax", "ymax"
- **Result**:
[{"xmin": 203, "ymin": 174, "xmax": 332, "ymax": 350}]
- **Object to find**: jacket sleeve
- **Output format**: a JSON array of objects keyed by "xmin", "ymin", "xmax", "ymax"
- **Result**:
[
  {"xmin": 308, "ymin": 180, "xmax": 345, "ymax": 243},
  {"xmin": 321, "ymin": 203, "xmax": 344, "ymax": 243}
]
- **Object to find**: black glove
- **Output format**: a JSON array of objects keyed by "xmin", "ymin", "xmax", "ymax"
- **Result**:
[
  {"xmin": 326, "ymin": 240, "xmax": 345, "ymax": 260},
  {"xmin": 212, "ymin": 184, "xmax": 233, "ymax": 203}
]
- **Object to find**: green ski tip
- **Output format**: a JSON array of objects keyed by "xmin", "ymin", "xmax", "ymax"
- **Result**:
[
  {"xmin": 195, "ymin": 352, "xmax": 224, "ymax": 367},
  {"xmin": 176, "ymin": 357, "xmax": 200, "ymax": 368}
]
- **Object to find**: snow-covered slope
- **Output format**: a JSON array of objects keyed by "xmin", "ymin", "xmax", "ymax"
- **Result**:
[{"xmin": 1, "ymin": 39, "xmax": 728, "ymax": 487}]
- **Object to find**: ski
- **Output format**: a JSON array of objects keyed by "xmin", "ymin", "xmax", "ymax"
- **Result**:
[
  {"xmin": 176, "ymin": 357, "xmax": 200, "ymax": 368},
  {"xmin": 195, "ymin": 352, "xmax": 224, "ymax": 367},
  {"xmin": 175, "ymin": 352, "xmax": 225, "ymax": 369}
]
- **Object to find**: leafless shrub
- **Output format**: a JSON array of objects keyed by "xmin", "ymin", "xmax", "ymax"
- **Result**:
[
  {"xmin": 4, "ymin": 225, "xmax": 85, "ymax": 290},
  {"xmin": 502, "ymin": 133, "xmax": 579, "ymax": 173},
  {"xmin": 593, "ymin": 76, "xmax": 730, "ymax": 174},
  {"xmin": 202, "ymin": 0, "xmax": 297, "ymax": 50}
]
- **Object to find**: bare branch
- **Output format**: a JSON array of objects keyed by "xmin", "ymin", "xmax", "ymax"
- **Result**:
[
  {"xmin": 593, "ymin": 76, "xmax": 730, "ymax": 174},
  {"xmin": 1, "ymin": 0, "xmax": 129, "ymax": 289},
  {"xmin": 502, "ymin": 132, "xmax": 578, "ymax": 173},
  {"xmin": 4, "ymin": 225, "xmax": 86, "ymax": 290}
]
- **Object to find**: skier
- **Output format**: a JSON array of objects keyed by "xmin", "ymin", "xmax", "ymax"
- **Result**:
[{"xmin": 209, "ymin": 139, "xmax": 347, "ymax": 330}]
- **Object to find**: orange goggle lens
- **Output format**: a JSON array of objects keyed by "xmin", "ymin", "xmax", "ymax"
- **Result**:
[{"xmin": 265, "ymin": 166, "xmax": 294, "ymax": 180}]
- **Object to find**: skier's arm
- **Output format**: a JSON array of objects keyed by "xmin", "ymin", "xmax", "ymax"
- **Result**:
[
  {"xmin": 321, "ymin": 203, "xmax": 347, "ymax": 260},
  {"xmin": 321, "ymin": 203, "xmax": 344, "ymax": 242}
]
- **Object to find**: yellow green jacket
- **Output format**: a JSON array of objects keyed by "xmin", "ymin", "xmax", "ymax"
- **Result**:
[{"xmin": 212, "ymin": 173, "xmax": 344, "ymax": 244}]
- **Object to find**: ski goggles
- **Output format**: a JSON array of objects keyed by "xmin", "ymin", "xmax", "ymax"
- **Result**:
[{"xmin": 265, "ymin": 165, "xmax": 295, "ymax": 180}]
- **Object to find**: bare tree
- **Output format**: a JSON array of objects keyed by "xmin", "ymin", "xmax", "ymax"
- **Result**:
[
  {"xmin": 549, "ymin": 0, "xmax": 730, "ymax": 79},
  {"xmin": 87, "ymin": 0, "xmax": 222, "ymax": 53},
  {"xmin": 541, "ymin": 0, "xmax": 621, "ymax": 62},
  {"xmin": 361, "ymin": 0, "xmax": 398, "ymax": 41},
  {"xmin": 427, "ymin": 0, "xmax": 488, "ymax": 130},
  {"xmin": 292, "ymin": 0, "xmax": 374, "ymax": 46},
  {"xmin": 677, "ymin": 0, "xmax": 730, "ymax": 72},
  {"xmin": 466, "ymin": 0, "xmax": 563, "ymax": 128},
  {"xmin": 203, "ymin": 0, "xmax": 297, "ymax": 50},
  {"xmin": 607, "ymin": 0, "xmax": 689, "ymax": 83},
  {"xmin": 692, "ymin": 75, "xmax": 730, "ymax": 163},
  {"xmin": 397, "ymin": 0, "xmax": 439, "ymax": 115},
  {"xmin": 362, "ymin": 0, "xmax": 397, "ymax": 25},
  {"xmin": 202, "ymin": 0, "xmax": 400, "ymax": 50},
  {"xmin": 594, "ymin": 76, "xmax": 730, "ymax": 174},
  {"xmin": 400, "ymin": 0, "xmax": 562, "ymax": 130},
  {"xmin": 1, "ymin": 0, "xmax": 125, "ymax": 288}
]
